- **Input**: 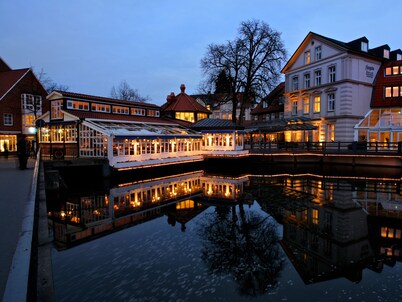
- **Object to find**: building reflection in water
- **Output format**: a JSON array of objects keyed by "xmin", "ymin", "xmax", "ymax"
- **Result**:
[
  {"xmin": 48, "ymin": 171, "xmax": 250, "ymax": 248},
  {"xmin": 47, "ymin": 169, "xmax": 402, "ymax": 295},
  {"xmin": 251, "ymin": 174, "xmax": 402, "ymax": 284}
]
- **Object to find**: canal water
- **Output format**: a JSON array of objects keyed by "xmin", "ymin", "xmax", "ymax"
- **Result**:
[{"xmin": 48, "ymin": 165, "xmax": 402, "ymax": 301}]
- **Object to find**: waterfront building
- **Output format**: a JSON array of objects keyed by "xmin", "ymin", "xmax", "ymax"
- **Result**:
[
  {"xmin": 0, "ymin": 57, "xmax": 48, "ymax": 153},
  {"xmin": 38, "ymin": 90, "xmax": 204, "ymax": 169},
  {"xmin": 191, "ymin": 118, "xmax": 248, "ymax": 156},
  {"xmin": 281, "ymin": 32, "xmax": 391, "ymax": 143},
  {"xmin": 354, "ymin": 53, "xmax": 402, "ymax": 147},
  {"xmin": 161, "ymin": 84, "xmax": 211, "ymax": 124}
]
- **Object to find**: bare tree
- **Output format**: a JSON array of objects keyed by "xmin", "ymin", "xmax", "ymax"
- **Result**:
[
  {"xmin": 110, "ymin": 80, "xmax": 148, "ymax": 102},
  {"xmin": 33, "ymin": 67, "xmax": 69, "ymax": 93},
  {"xmin": 201, "ymin": 20, "xmax": 287, "ymax": 125}
]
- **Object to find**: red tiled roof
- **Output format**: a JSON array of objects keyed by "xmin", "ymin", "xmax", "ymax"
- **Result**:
[
  {"xmin": 0, "ymin": 68, "xmax": 30, "ymax": 100},
  {"xmin": 251, "ymin": 82, "xmax": 285, "ymax": 115},
  {"xmin": 54, "ymin": 90, "xmax": 160, "ymax": 109},
  {"xmin": 161, "ymin": 84, "xmax": 211, "ymax": 114},
  {"xmin": 62, "ymin": 109, "xmax": 178, "ymax": 124},
  {"xmin": 371, "ymin": 61, "xmax": 402, "ymax": 108}
]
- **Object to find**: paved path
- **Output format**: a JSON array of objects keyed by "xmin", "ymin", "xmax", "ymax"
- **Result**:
[{"xmin": 0, "ymin": 156, "xmax": 35, "ymax": 300}]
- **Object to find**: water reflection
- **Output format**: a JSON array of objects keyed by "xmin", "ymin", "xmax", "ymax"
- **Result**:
[
  {"xmin": 198, "ymin": 205, "xmax": 284, "ymax": 296},
  {"xmin": 48, "ymin": 169, "xmax": 402, "ymax": 301}
]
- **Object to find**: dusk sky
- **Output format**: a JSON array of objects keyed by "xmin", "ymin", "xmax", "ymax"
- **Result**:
[{"xmin": 1, "ymin": 0, "xmax": 400, "ymax": 106}]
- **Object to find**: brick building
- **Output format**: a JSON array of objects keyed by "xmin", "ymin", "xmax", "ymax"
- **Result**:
[{"xmin": 0, "ymin": 57, "xmax": 48, "ymax": 154}]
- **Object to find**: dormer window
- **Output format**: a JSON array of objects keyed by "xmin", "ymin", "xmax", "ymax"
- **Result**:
[
  {"xmin": 361, "ymin": 41, "xmax": 368, "ymax": 52},
  {"xmin": 397, "ymin": 54, "xmax": 402, "ymax": 61},
  {"xmin": 384, "ymin": 49, "xmax": 390, "ymax": 59}
]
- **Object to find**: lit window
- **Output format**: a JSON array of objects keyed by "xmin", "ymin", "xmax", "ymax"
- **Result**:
[
  {"xmin": 112, "ymin": 106, "xmax": 129, "ymax": 114},
  {"xmin": 328, "ymin": 93, "xmax": 335, "ymax": 111},
  {"xmin": 385, "ymin": 87, "xmax": 392, "ymax": 98},
  {"xmin": 312, "ymin": 209, "xmax": 319, "ymax": 224},
  {"xmin": 303, "ymin": 98, "xmax": 310, "ymax": 114},
  {"xmin": 91, "ymin": 103, "xmax": 111, "ymax": 113},
  {"xmin": 315, "ymin": 70, "xmax": 321, "ymax": 86},
  {"xmin": 292, "ymin": 76, "xmax": 299, "ymax": 91},
  {"xmin": 315, "ymin": 46, "xmax": 322, "ymax": 60},
  {"xmin": 396, "ymin": 229, "xmax": 401, "ymax": 239},
  {"xmin": 304, "ymin": 73, "xmax": 310, "ymax": 88},
  {"xmin": 381, "ymin": 227, "xmax": 388, "ymax": 237},
  {"xmin": 305, "ymin": 51, "xmax": 311, "ymax": 64},
  {"xmin": 329, "ymin": 66, "xmax": 336, "ymax": 83},
  {"xmin": 175, "ymin": 112, "xmax": 195, "ymax": 122},
  {"xmin": 314, "ymin": 96, "xmax": 321, "ymax": 113},
  {"xmin": 385, "ymin": 67, "xmax": 392, "ymax": 76},
  {"xmin": 51, "ymin": 100, "xmax": 63, "ymax": 119},
  {"xmin": 131, "ymin": 108, "xmax": 145, "ymax": 116},
  {"xmin": 67, "ymin": 100, "xmax": 89, "ymax": 111},
  {"xmin": 327, "ymin": 124, "xmax": 335, "ymax": 142},
  {"xmin": 393, "ymin": 86, "xmax": 399, "ymax": 97},
  {"xmin": 393, "ymin": 66, "xmax": 399, "ymax": 75},
  {"xmin": 3, "ymin": 113, "xmax": 13, "ymax": 126}
]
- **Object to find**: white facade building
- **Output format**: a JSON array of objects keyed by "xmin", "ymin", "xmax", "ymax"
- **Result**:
[{"xmin": 281, "ymin": 32, "xmax": 388, "ymax": 142}]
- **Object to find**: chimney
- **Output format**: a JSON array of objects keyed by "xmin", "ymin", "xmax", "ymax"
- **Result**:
[
  {"xmin": 166, "ymin": 92, "xmax": 175, "ymax": 102},
  {"xmin": 180, "ymin": 84, "xmax": 185, "ymax": 94}
]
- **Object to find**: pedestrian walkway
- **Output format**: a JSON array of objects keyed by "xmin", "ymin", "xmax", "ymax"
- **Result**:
[{"xmin": 0, "ymin": 155, "xmax": 36, "ymax": 301}]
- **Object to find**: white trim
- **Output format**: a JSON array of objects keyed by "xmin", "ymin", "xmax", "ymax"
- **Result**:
[{"xmin": 0, "ymin": 69, "xmax": 30, "ymax": 101}]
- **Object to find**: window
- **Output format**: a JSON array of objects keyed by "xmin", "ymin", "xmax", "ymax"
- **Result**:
[
  {"xmin": 385, "ymin": 86, "xmax": 401, "ymax": 97},
  {"xmin": 393, "ymin": 86, "xmax": 399, "ymax": 97},
  {"xmin": 312, "ymin": 209, "xmax": 319, "ymax": 224},
  {"xmin": 328, "ymin": 66, "xmax": 336, "ymax": 83},
  {"xmin": 21, "ymin": 94, "xmax": 42, "ymax": 114},
  {"xmin": 314, "ymin": 70, "xmax": 321, "ymax": 86},
  {"xmin": 398, "ymin": 54, "xmax": 402, "ymax": 61},
  {"xmin": 304, "ymin": 73, "xmax": 310, "ymax": 88},
  {"xmin": 91, "ymin": 103, "xmax": 111, "ymax": 113},
  {"xmin": 147, "ymin": 109, "xmax": 160, "ymax": 117},
  {"xmin": 22, "ymin": 114, "xmax": 35, "ymax": 127},
  {"xmin": 315, "ymin": 46, "xmax": 322, "ymax": 60},
  {"xmin": 305, "ymin": 51, "xmax": 311, "ymax": 64},
  {"xmin": 197, "ymin": 113, "xmax": 208, "ymax": 120},
  {"xmin": 303, "ymin": 98, "xmax": 310, "ymax": 114},
  {"xmin": 327, "ymin": 124, "xmax": 335, "ymax": 142},
  {"xmin": 393, "ymin": 66, "xmax": 399, "ymax": 75},
  {"xmin": 328, "ymin": 93, "xmax": 335, "ymax": 111},
  {"xmin": 361, "ymin": 41, "xmax": 368, "ymax": 52},
  {"xmin": 3, "ymin": 113, "xmax": 13, "ymax": 126},
  {"xmin": 67, "ymin": 100, "xmax": 89, "ymax": 111},
  {"xmin": 385, "ymin": 67, "xmax": 392, "ymax": 76},
  {"xmin": 292, "ymin": 76, "xmax": 299, "ymax": 91},
  {"xmin": 384, "ymin": 49, "xmax": 390, "ymax": 59},
  {"xmin": 314, "ymin": 96, "xmax": 321, "ymax": 113},
  {"xmin": 112, "ymin": 106, "xmax": 129, "ymax": 114},
  {"xmin": 131, "ymin": 108, "xmax": 145, "ymax": 116},
  {"xmin": 292, "ymin": 100, "xmax": 297, "ymax": 115},
  {"xmin": 51, "ymin": 100, "xmax": 63, "ymax": 119},
  {"xmin": 175, "ymin": 112, "xmax": 195, "ymax": 122}
]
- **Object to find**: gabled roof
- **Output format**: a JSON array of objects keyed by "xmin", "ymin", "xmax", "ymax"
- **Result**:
[
  {"xmin": 251, "ymin": 82, "xmax": 285, "ymax": 115},
  {"xmin": 282, "ymin": 32, "xmax": 388, "ymax": 73},
  {"xmin": 52, "ymin": 90, "xmax": 160, "ymax": 109},
  {"xmin": 162, "ymin": 84, "xmax": 211, "ymax": 114},
  {"xmin": 0, "ymin": 68, "xmax": 30, "ymax": 101}
]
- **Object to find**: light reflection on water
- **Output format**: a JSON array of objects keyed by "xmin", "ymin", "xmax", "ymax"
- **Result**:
[{"xmin": 50, "ymin": 170, "xmax": 402, "ymax": 302}]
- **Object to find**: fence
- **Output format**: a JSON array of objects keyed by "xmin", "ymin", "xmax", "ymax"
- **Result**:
[{"xmin": 248, "ymin": 141, "xmax": 402, "ymax": 155}]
